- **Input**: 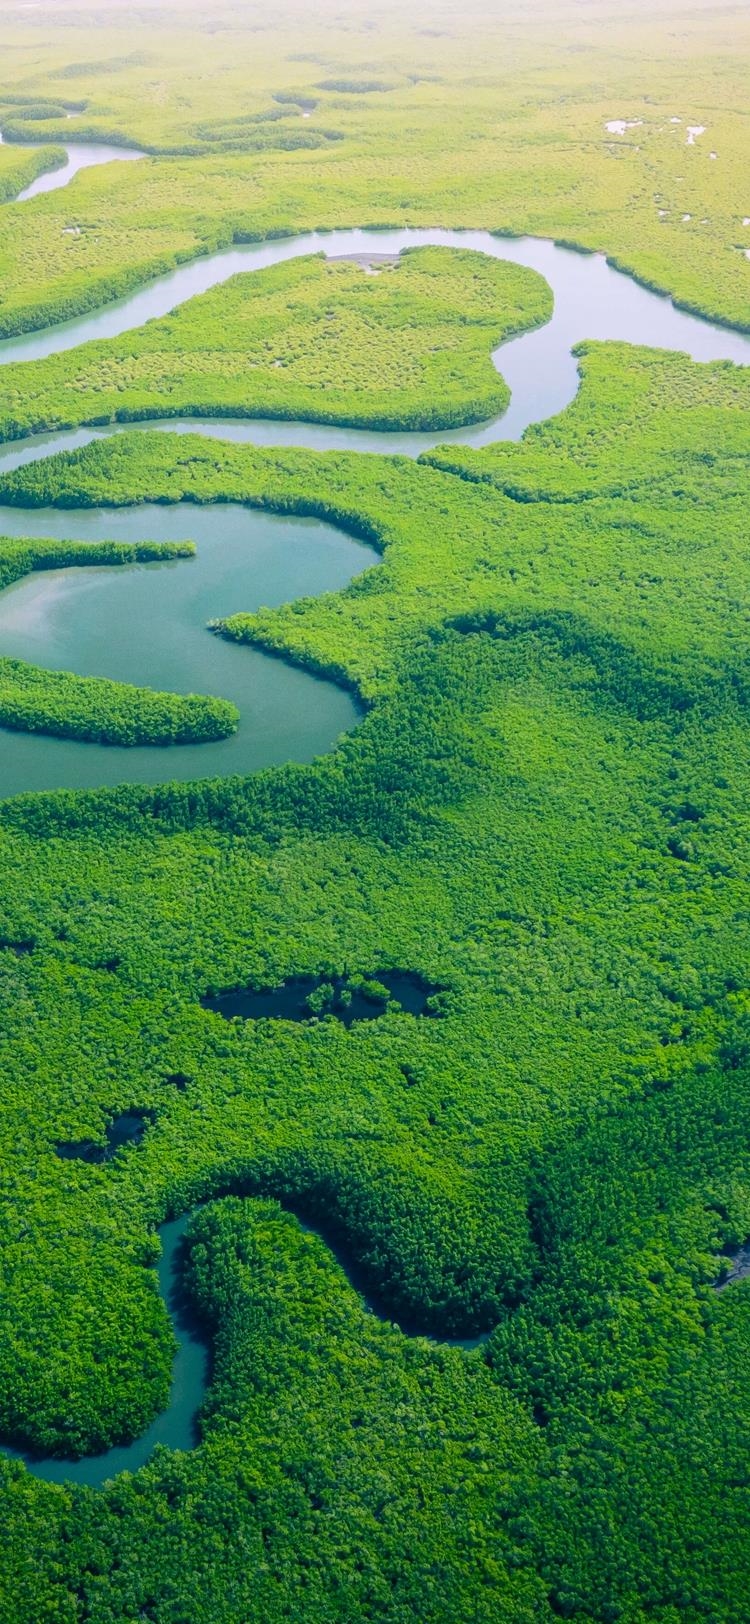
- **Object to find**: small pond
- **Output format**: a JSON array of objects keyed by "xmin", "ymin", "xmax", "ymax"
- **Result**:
[
  {"xmin": 55, "ymin": 1108, "xmax": 155, "ymax": 1164},
  {"xmin": 201, "ymin": 969, "xmax": 441, "ymax": 1024}
]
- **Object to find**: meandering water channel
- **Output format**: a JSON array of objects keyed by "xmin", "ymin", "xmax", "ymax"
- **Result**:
[
  {"xmin": 1, "ymin": 134, "xmax": 144, "ymax": 201},
  {"xmin": 0, "ymin": 222, "xmax": 747, "ymax": 798},
  {"xmin": 2, "ymin": 1200, "xmax": 489, "ymax": 1488},
  {"xmin": 1, "ymin": 225, "xmax": 749, "ymax": 411},
  {"xmin": 1, "ymin": 164, "xmax": 750, "ymax": 1481},
  {"xmin": 0, "ymin": 502, "xmax": 373, "ymax": 797}
]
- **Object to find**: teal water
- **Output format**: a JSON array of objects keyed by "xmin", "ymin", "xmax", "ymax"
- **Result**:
[
  {"xmin": 0, "ymin": 502, "xmax": 375, "ymax": 797},
  {"xmin": 0, "ymin": 226, "xmax": 747, "ymax": 434},
  {"xmin": 0, "ymin": 1201, "xmax": 488, "ymax": 1488},
  {"xmin": 2, "ymin": 137, "xmax": 145, "ymax": 202},
  {"xmin": 0, "ymin": 1211, "xmax": 207, "ymax": 1485}
]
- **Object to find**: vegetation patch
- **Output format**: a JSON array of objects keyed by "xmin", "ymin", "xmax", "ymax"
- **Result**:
[
  {"xmin": 0, "ymin": 248, "xmax": 551, "ymax": 440},
  {"xmin": 0, "ymin": 657, "xmax": 239, "ymax": 748},
  {"xmin": 1, "ymin": 104, "xmax": 72, "ymax": 125},
  {"xmin": 315, "ymin": 77, "xmax": 397, "ymax": 94},
  {"xmin": 188, "ymin": 121, "xmax": 341, "ymax": 154}
]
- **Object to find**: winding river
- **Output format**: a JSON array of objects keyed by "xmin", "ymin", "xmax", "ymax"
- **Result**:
[
  {"xmin": 2, "ymin": 1202, "xmax": 488, "ymax": 1488},
  {"xmin": 0, "ymin": 226, "xmax": 748, "ymax": 417},
  {"xmin": 1, "ymin": 162, "xmax": 750, "ymax": 1481},
  {"xmin": 0, "ymin": 502, "xmax": 373, "ymax": 798},
  {"xmin": 0, "ymin": 224, "xmax": 747, "ymax": 799},
  {"xmin": 1, "ymin": 135, "xmax": 145, "ymax": 202}
]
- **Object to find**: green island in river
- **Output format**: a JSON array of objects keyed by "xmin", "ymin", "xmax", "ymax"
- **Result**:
[{"xmin": 0, "ymin": 2, "xmax": 749, "ymax": 1621}]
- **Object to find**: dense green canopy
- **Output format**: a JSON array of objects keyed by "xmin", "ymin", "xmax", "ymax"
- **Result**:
[
  {"xmin": 0, "ymin": 338, "xmax": 749, "ymax": 1618},
  {"xmin": 1, "ymin": 2, "xmax": 749, "ymax": 1613}
]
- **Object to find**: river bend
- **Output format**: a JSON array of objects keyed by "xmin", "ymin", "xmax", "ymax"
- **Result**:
[
  {"xmin": 1, "ymin": 1201, "xmax": 488, "ymax": 1487},
  {"xmin": 0, "ymin": 502, "xmax": 374, "ymax": 799},
  {"xmin": 0, "ymin": 227, "xmax": 748, "ymax": 443},
  {"xmin": 1, "ymin": 135, "xmax": 144, "ymax": 202}
]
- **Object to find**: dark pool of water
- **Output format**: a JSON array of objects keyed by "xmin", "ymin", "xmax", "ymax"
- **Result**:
[
  {"xmin": 714, "ymin": 1243, "xmax": 750, "ymax": 1290},
  {"xmin": 201, "ymin": 969, "xmax": 441, "ymax": 1024},
  {"xmin": 55, "ymin": 1108, "xmax": 155, "ymax": 1165},
  {"xmin": 0, "ymin": 935, "xmax": 35, "ymax": 955}
]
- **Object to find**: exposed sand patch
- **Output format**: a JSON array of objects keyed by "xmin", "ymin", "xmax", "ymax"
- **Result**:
[{"xmin": 328, "ymin": 252, "xmax": 400, "ymax": 276}]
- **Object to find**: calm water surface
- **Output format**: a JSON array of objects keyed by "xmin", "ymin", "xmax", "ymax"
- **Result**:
[
  {"xmin": 0, "ymin": 502, "xmax": 375, "ymax": 797},
  {"xmin": 0, "ymin": 227, "xmax": 748, "ymax": 436},
  {"xmin": 1, "ymin": 137, "xmax": 145, "ymax": 202}
]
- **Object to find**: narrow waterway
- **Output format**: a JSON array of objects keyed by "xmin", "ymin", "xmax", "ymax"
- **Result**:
[
  {"xmin": 1, "ymin": 134, "xmax": 144, "ymax": 201},
  {"xmin": 0, "ymin": 1199, "xmax": 489, "ymax": 1487},
  {"xmin": 0, "ymin": 227, "xmax": 747, "ymax": 442}
]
